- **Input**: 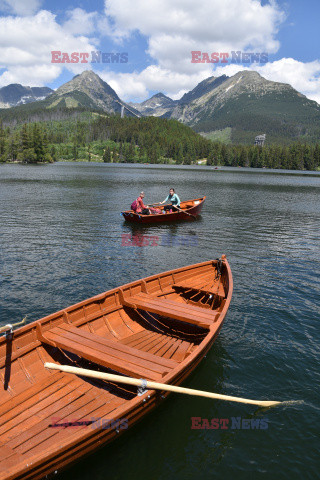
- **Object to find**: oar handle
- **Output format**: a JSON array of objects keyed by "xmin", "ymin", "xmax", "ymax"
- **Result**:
[{"xmin": 0, "ymin": 317, "xmax": 27, "ymax": 333}]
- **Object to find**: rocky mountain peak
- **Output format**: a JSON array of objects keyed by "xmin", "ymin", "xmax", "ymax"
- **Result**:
[
  {"xmin": 0, "ymin": 83, "xmax": 53, "ymax": 108},
  {"xmin": 56, "ymin": 70, "xmax": 119, "ymax": 100}
]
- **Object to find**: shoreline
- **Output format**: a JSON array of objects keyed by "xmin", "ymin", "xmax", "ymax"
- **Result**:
[{"xmin": 2, "ymin": 160, "xmax": 320, "ymax": 176}]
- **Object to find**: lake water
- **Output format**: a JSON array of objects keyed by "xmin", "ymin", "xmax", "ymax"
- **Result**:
[{"xmin": 0, "ymin": 163, "xmax": 319, "ymax": 479}]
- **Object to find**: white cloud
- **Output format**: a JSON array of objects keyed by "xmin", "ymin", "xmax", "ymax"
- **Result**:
[
  {"xmin": 0, "ymin": 65, "xmax": 62, "ymax": 87},
  {"xmin": 63, "ymin": 8, "xmax": 97, "ymax": 36},
  {"xmin": 256, "ymin": 58, "xmax": 320, "ymax": 103},
  {"xmin": 104, "ymin": 0, "xmax": 285, "ymax": 74},
  {"xmin": 100, "ymin": 65, "xmax": 213, "ymax": 101},
  {"xmin": 0, "ymin": 0, "xmax": 42, "ymax": 16},
  {"xmin": 0, "ymin": 10, "xmax": 97, "ymax": 87}
]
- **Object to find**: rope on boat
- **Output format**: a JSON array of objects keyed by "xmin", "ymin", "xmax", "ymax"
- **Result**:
[
  {"xmin": 134, "ymin": 308, "xmax": 207, "ymax": 340},
  {"xmin": 215, "ymin": 258, "xmax": 223, "ymax": 280}
]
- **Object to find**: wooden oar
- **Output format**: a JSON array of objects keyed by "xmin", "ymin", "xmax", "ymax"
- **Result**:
[
  {"xmin": 147, "ymin": 203, "xmax": 170, "ymax": 208},
  {"xmin": 44, "ymin": 363, "xmax": 281, "ymax": 407},
  {"xmin": 175, "ymin": 206, "xmax": 197, "ymax": 219},
  {"xmin": 0, "ymin": 317, "xmax": 27, "ymax": 334},
  {"xmin": 149, "ymin": 203, "xmax": 197, "ymax": 218}
]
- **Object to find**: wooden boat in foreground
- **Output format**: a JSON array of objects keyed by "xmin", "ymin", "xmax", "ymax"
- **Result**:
[
  {"xmin": 121, "ymin": 196, "xmax": 206, "ymax": 223},
  {"xmin": 0, "ymin": 256, "xmax": 232, "ymax": 480}
]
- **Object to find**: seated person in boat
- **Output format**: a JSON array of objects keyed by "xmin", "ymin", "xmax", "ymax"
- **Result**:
[
  {"xmin": 132, "ymin": 192, "xmax": 159, "ymax": 215},
  {"xmin": 160, "ymin": 188, "xmax": 181, "ymax": 213}
]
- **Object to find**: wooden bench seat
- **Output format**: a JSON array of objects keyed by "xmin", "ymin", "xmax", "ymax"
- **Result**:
[
  {"xmin": 119, "ymin": 291, "xmax": 218, "ymax": 329},
  {"xmin": 172, "ymin": 278, "xmax": 225, "ymax": 297},
  {"xmin": 38, "ymin": 323, "xmax": 178, "ymax": 381}
]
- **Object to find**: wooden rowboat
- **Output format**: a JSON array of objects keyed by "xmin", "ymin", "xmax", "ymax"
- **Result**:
[
  {"xmin": 0, "ymin": 256, "xmax": 232, "ymax": 479},
  {"xmin": 121, "ymin": 196, "xmax": 206, "ymax": 223}
]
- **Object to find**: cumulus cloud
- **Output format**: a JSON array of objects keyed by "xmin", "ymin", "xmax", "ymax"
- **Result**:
[
  {"xmin": 63, "ymin": 8, "xmax": 98, "ymax": 36},
  {"xmin": 0, "ymin": 65, "xmax": 62, "ymax": 87},
  {"xmin": 256, "ymin": 58, "xmax": 320, "ymax": 103},
  {"xmin": 100, "ymin": 65, "xmax": 213, "ymax": 101},
  {"xmin": 104, "ymin": 0, "xmax": 285, "ymax": 74},
  {"xmin": 0, "ymin": 0, "xmax": 42, "ymax": 16},
  {"xmin": 0, "ymin": 10, "xmax": 97, "ymax": 87}
]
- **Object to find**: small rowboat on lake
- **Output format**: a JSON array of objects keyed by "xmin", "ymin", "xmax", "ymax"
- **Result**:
[
  {"xmin": 0, "ymin": 256, "xmax": 232, "ymax": 480},
  {"xmin": 121, "ymin": 196, "xmax": 206, "ymax": 223}
]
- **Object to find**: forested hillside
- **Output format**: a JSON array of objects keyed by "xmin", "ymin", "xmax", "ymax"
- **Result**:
[{"xmin": 0, "ymin": 113, "xmax": 319, "ymax": 170}]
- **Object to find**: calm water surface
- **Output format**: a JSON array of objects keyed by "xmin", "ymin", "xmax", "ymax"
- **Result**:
[{"xmin": 0, "ymin": 163, "xmax": 319, "ymax": 479}]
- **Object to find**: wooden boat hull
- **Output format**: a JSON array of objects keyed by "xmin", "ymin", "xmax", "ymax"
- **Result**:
[
  {"xmin": 121, "ymin": 196, "xmax": 205, "ymax": 223},
  {"xmin": 0, "ymin": 256, "xmax": 232, "ymax": 480}
]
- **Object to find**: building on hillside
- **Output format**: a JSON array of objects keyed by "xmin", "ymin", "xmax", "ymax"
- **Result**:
[{"xmin": 254, "ymin": 134, "xmax": 266, "ymax": 146}]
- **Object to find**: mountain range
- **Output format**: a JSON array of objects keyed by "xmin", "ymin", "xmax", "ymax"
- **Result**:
[
  {"xmin": 129, "ymin": 93, "xmax": 176, "ymax": 117},
  {"xmin": 0, "ymin": 84, "xmax": 53, "ymax": 108},
  {"xmin": 1, "ymin": 70, "xmax": 320, "ymax": 144}
]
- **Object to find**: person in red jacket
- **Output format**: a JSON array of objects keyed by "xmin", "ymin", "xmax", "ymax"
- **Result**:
[
  {"xmin": 135, "ymin": 192, "xmax": 149, "ymax": 214},
  {"xmin": 132, "ymin": 192, "xmax": 160, "ymax": 215}
]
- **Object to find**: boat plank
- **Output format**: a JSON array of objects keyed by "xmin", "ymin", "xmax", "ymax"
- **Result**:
[
  {"xmin": 1, "ymin": 379, "xmax": 88, "ymax": 444},
  {"xmin": 7, "ymin": 381, "xmax": 95, "ymax": 449},
  {"xmin": 170, "ymin": 340, "xmax": 192, "ymax": 362},
  {"xmin": 122, "ymin": 331, "xmax": 160, "ymax": 351},
  {"xmin": 137, "ymin": 334, "xmax": 168, "ymax": 353},
  {"xmin": 0, "ymin": 371, "xmax": 64, "ymax": 419},
  {"xmin": 120, "ymin": 330, "xmax": 154, "ymax": 346},
  {"xmin": 16, "ymin": 394, "xmax": 111, "ymax": 456},
  {"xmin": 145, "ymin": 335, "xmax": 171, "ymax": 355},
  {"xmin": 162, "ymin": 339, "xmax": 183, "ymax": 360},
  {"xmin": 15, "ymin": 394, "xmax": 124, "ymax": 463},
  {"xmin": 154, "ymin": 337, "xmax": 180, "ymax": 359},
  {"xmin": 0, "ymin": 374, "xmax": 73, "ymax": 429},
  {"xmin": 15, "ymin": 386, "xmax": 125, "ymax": 457},
  {"xmin": 0, "ymin": 445, "xmax": 25, "ymax": 473}
]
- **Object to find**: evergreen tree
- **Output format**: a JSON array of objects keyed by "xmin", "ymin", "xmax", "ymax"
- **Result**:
[{"xmin": 103, "ymin": 146, "xmax": 111, "ymax": 163}]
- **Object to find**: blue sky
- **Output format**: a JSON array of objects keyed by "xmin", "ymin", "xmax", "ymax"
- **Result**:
[{"xmin": 0, "ymin": 0, "xmax": 320, "ymax": 103}]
